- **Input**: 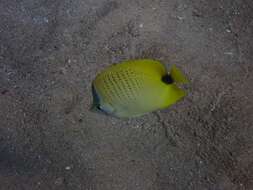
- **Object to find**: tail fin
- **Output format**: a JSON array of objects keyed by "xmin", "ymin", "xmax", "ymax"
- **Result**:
[{"xmin": 170, "ymin": 65, "xmax": 189, "ymax": 84}]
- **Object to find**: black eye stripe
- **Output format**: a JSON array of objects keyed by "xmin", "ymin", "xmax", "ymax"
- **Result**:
[{"xmin": 92, "ymin": 84, "xmax": 100, "ymax": 105}]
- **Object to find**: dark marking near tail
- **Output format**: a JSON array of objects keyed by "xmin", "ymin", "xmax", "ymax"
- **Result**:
[{"xmin": 162, "ymin": 74, "xmax": 174, "ymax": 84}]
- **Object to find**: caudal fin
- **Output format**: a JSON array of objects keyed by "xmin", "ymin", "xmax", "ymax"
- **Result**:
[{"xmin": 170, "ymin": 65, "xmax": 189, "ymax": 84}]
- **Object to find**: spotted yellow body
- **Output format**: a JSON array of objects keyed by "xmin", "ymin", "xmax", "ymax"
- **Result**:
[{"xmin": 91, "ymin": 59, "xmax": 189, "ymax": 118}]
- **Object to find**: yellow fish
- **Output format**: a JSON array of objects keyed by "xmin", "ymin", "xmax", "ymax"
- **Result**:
[{"xmin": 91, "ymin": 59, "xmax": 189, "ymax": 118}]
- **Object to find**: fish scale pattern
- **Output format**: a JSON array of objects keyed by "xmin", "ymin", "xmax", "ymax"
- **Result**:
[{"xmin": 97, "ymin": 68, "xmax": 144, "ymax": 105}]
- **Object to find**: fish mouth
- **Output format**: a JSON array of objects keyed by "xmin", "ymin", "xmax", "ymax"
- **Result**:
[
  {"xmin": 89, "ymin": 103, "xmax": 98, "ymax": 111},
  {"xmin": 90, "ymin": 84, "xmax": 109, "ymax": 114},
  {"xmin": 90, "ymin": 103, "xmax": 103, "ymax": 112}
]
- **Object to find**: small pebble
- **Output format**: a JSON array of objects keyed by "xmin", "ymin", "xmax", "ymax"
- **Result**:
[
  {"xmin": 224, "ymin": 52, "xmax": 233, "ymax": 55},
  {"xmin": 44, "ymin": 17, "xmax": 49, "ymax": 23},
  {"xmin": 177, "ymin": 16, "xmax": 184, "ymax": 20}
]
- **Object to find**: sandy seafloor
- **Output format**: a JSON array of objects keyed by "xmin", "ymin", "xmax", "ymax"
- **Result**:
[{"xmin": 0, "ymin": 0, "xmax": 253, "ymax": 189}]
